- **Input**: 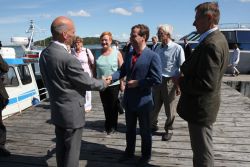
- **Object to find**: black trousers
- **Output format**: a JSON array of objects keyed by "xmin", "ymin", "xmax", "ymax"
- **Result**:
[
  {"xmin": 0, "ymin": 124, "xmax": 6, "ymax": 148},
  {"xmin": 99, "ymin": 84, "xmax": 120, "ymax": 133}
]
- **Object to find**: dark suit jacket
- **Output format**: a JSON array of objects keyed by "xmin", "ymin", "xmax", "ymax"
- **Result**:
[
  {"xmin": 184, "ymin": 43, "xmax": 192, "ymax": 59},
  {"xmin": 39, "ymin": 42, "xmax": 105, "ymax": 129},
  {"xmin": 150, "ymin": 43, "xmax": 159, "ymax": 51},
  {"xmin": 0, "ymin": 54, "xmax": 9, "ymax": 99},
  {"xmin": 177, "ymin": 30, "xmax": 229, "ymax": 125},
  {"xmin": 112, "ymin": 47, "xmax": 162, "ymax": 112}
]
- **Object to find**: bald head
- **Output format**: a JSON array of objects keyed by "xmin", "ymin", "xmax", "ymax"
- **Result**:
[{"xmin": 50, "ymin": 16, "xmax": 75, "ymax": 44}]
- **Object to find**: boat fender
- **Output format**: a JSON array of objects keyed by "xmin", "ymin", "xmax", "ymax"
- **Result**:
[{"xmin": 32, "ymin": 97, "xmax": 40, "ymax": 106}]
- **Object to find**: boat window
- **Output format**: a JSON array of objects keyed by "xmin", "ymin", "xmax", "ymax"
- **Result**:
[
  {"xmin": 2, "ymin": 67, "xmax": 19, "ymax": 87},
  {"xmin": 221, "ymin": 31, "xmax": 236, "ymax": 43},
  {"xmin": 17, "ymin": 65, "xmax": 32, "ymax": 85},
  {"xmin": 237, "ymin": 31, "xmax": 250, "ymax": 43}
]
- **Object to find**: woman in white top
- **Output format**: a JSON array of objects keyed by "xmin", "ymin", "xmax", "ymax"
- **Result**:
[
  {"xmin": 71, "ymin": 36, "xmax": 95, "ymax": 112},
  {"xmin": 229, "ymin": 43, "xmax": 240, "ymax": 76}
]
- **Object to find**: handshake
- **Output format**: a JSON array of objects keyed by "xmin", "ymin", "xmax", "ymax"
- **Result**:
[{"xmin": 102, "ymin": 76, "xmax": 112, "ymax": 87}]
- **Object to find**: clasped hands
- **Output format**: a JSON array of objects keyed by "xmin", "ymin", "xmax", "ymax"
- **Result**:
[
  {"xmin": 102, "ymin": 76, "xmax": 112, "ymax": 87},
  {"xmin": 102, "ymin": 76, "xmax": 139, "ymax": 88}
]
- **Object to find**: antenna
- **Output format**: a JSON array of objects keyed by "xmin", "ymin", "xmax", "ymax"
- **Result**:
[{"xmin": 25, "ymin": 20, "xmax": 46, "ymax": 50}]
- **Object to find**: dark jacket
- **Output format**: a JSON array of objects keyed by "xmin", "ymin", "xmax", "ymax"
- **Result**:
[
  {"xmin": 112, "ymin": 47, "xmax": 162, "ymax": 112},
  {"xmin": 184, "ymin": 43, "xmax": 192, "ymax": 59},
  {"xmin": 177, "ymin": 30, "xmax": 229, "ymax": 125},
  {"xmin": 0, "ymin": 54, "xmax": 9, "ymax": 110},
  {"xmin": 0, "ymin": 54, "xmax": 9, "ymax": 98}
]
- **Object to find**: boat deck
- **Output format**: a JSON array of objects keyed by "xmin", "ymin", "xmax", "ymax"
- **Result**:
[{"xmin": 0, "ymin": 80, "xmax": 250, "ymax": 167}]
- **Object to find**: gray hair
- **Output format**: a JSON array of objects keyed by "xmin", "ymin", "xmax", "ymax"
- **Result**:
[
  {"xmin": 195, "ymin": 2, "xmax": 220, "ymax": 25},
  {"xmin": 157, "ymin": 24, "xmax": 174, "ymax": 38},
  {"xmin": 51, "ymin": 24, "xmax": 68, "ymax": 37}
]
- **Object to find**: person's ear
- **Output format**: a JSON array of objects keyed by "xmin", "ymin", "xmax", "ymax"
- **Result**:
[
  {"xmin": 62, "ymin": 31, "xmax": 68, "ymax": 40},
  {"xmin": 207, "ymin": 13, "xmax": 213, "ymax": 23}
]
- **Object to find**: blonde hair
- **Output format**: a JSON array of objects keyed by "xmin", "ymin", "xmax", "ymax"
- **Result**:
[
  {"xmin": 100, "ymin": 31, "xmax": 113, "ymax": 41},
  {"xmin": 74, "ymin": 36, "xmax": 83, "ymax": 43}
]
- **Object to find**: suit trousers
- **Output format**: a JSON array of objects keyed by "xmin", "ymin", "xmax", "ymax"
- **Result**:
[
  {"xmin": 55, "ymin": 126, "xmax": 83, "ymax": 167},
  {"xmin": 151, "ymin": 77, "xmax": 176, "ymax": 132},
  {"xmin": 0, "ymin": 124, "xmax": 6, "ymax": 147},
  {"xmin": 99, "ymin": 84, "xmax": 120, "ymax": 132},
  {"xmin": 125, "ymin": 108, "xmax": 152, "ymax": 159},
  {"xmin": 188, "ymin": 123, "xmax": 214, "ymax": 167}
]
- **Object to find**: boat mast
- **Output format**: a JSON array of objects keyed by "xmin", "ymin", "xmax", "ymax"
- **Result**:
[{"xmin": 26, "ymin": 20, "xmax": 35, "ymax": 51}]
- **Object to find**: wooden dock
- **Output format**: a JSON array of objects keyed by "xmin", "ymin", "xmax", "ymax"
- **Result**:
[{"xmin": 0, "ymin": 81, "xmax": 250, "ymax": 167}]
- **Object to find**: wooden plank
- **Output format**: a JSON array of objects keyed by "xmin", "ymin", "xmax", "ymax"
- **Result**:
[{"xmin": 0, "ymin": 83, "xmax": 250, "ymax": 167}]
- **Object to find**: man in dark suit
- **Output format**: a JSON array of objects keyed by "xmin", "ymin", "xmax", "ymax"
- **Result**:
[
  {"xmin": 0, "ymin": 53, "xmax": 11, "ymax": 157},
  {"xmin": 39, "ymin": 16, "xmax": 109, "ymax": 167},
  {"xmin": 177, "ymin": 2, "xmax": 229, "ymax": 167},
  {"xmin": 110, "ymin": 24, "xmax": 162, "ymax": 167},
  {"xmin": 183, "ymin": 38, "xmax": 192, "ymax": 59},
  {"xmin": 150, "ymin": 36, "xmax": 159, "ymax": 51}
]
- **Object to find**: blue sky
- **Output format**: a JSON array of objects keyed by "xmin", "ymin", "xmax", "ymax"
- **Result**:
[{"xmin": 0, "ymin": 0, "xmax": 250, "ymax": 45}]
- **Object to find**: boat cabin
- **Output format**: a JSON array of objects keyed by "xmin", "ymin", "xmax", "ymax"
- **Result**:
[
  {"xmin": 1, "ymin": 47, "xmax": 40, "ymax": 119},
  {"xmin": 179, "ymin": 23, "xmax": 250, "ymax": 74}
]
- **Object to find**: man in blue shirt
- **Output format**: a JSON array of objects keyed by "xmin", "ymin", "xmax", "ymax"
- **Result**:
[{"xmin": 151, "ymin": 24, "xmax": 185, "ymax": 141}]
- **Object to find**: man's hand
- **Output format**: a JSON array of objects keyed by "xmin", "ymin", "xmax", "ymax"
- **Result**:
[
  {"xmin": 127, "ymin": 80, "xmax": 138, "ymax": 88},
  {"xmin": 102, "ymin": 76, "xmax": 111, "ymax": 87}
]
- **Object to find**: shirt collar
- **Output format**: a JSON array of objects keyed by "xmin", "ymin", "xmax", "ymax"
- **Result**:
[
  {"xmin": 198, "ymin": 26, "xmax": 218, "ymax": 43},
  {"xmin": 161, "ymin": 40, "xmax": 173, "ymax": 48},
  {"xmin": 53, "ymin": 41, "xmax": 68, "ymax": 51}
]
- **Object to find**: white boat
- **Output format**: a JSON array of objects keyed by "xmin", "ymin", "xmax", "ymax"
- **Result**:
[
  {"xmin": 178, "ymin": 23, "xmax": 250, "ymax": 74},
  {"xmin": 1, "ymin": 47, "xmax": 41, "ymax": 119},
  {"xmin": 10, "ymin": 37, "xmax": 29, "ymax": 45},
  {"xmin": 11, "ymin": 20, "xmax": 45, "ymax": 59}
]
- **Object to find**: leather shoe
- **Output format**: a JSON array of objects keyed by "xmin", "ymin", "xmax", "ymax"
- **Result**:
[
  {"xmin": 118, "ymin": 153, "xmax": 134, "ymax": 162},
  {"xmin": 136, "ymin": 156, "xmax": 150, "ymax": 167},
  {"xmin": 107, "ymin": 128, "xmax": 116, "ymax": 135},
  {"xmin": 0, "ymin": 147, "xmax": 11, "ymax": 157},
  {"xmin": 151, "ymin": 126, "xmax": 159, "ymax": 133},
  {"xmin": 162, "ymin": 132, "xmax": 173, "ymax": 141}
]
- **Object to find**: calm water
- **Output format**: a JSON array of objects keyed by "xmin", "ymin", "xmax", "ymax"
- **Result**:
[{"xmin": 4, "ymin": 44, "xmax": 117, "ymax": 58}]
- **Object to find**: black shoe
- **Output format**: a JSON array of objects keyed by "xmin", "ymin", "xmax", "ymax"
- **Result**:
[
  {"xmin": 162, "ymin": 132, "xmax": 173, "ymax": 141},
  {"xmin": 151, "ymin": 126, "xmax": 159, "ymax": 133},
  {"xmin": 107, "ymin": 128, "xmax": 116, "ymax": 135},
  {"xmin": 119, "ymin": 109, "xmax": 125, "ymax": 115},
  {"xmin": 118, "ymin": 153, "xmax": 134, "ymax": 162},
  {"xmin": 136, "ymin": 156, "xmax": 151, "ymax": 167},
  {"xmin": 0, "ymin": 147, "xmax": 11, "ymax": 157}
]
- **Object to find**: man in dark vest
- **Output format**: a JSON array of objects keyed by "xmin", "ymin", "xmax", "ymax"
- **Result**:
[{"xmin": 0, "ymin": 52, "xmax": 10, "ymax": 157}]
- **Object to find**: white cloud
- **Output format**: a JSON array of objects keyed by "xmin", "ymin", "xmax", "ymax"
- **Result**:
[
  {"xmin": 0, "ymin": 17, "xmax": 24, "ymax": 24},
  {"xmin": 40, "ymin": 14, "xmax": 51, "ymax": 19},
  {"xmin": 110, "ymin": 8, "xmax": 132, "ymax": 16},
  {"xmin": 112, "ymin": 33, "xmax": 130, "ymax": 42},
  {"xmin": 10, "ymin": 4, "xmax": 40, "ymax": 9},
  {"xmin": 133, "ymin": 6, "xmax": 144, "ymax": 13},
  {"xmin": 67, "ymin": 10, "xmax": 91, "ymax": 17},
  {"xmin": 239, "ymin": 0, "xmax": 250, "ymax": 2}
]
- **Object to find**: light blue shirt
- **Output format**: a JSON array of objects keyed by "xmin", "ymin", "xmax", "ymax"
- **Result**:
[
  {"xmin": 198, "ymin": 26, "xmax": 218, "ymax": 44},
  {"xmin": 96, "ymin": 49, "xmax": 119, "ymax": 86},
  {"xmin": 155, "ymin": 41, "xmax": 185, "ymax": 77}
]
